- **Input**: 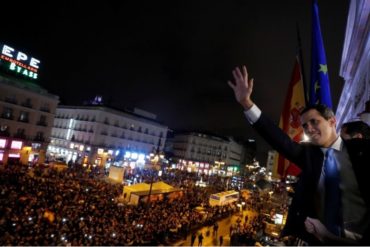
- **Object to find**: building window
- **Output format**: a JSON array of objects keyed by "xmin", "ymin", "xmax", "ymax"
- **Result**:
[
  {"xmin": 21, "ymin": 98, "xmax": 33, "ymax": 108},
  {"xmin": 35, "ymin": 132, "xmax": 45, "ymax": 142},
  {"xmin": 37, "ymin": 115, "xmax": 48, "ymax": 127},
  {"xmin": 11, "ymin": 140, "xmax": 23, "ymax": 149},
  {"xmin": 15, "ymin": 128, "xmax": 26, "ymax": 139},
  {"xmin": 1, "ymin": 107, "xmax": 13, "ymax": 120},
  {"xmin": 0, "ymin": 139, "xmax": 7, "ymax": 148},
  {"xmin": 40, "ymin": 103, "xmax": 50, "ymax": 113},
  {"xmin": 4, "ymin": 95, "xmax": 17, "ymax": 104},
  {"xmin": 18, "ymin": 111, "xmax": 29, "ymax": 123},
  {"xmin": 0, "ymin": 125, "xmax": 10, "ymax": 136}
]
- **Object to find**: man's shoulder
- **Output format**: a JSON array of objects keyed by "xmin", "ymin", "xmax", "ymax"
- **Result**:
[
  {"xmin": 344, "ymin": 138, "xmax": 370, "ymax": 149},
  {"xmin": 344, "ymin": 139, "xmax": 370, "ymax": 163}
]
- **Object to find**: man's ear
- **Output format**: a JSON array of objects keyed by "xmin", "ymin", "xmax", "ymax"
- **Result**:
[{"xmin": 329, "ymin": 116, "xmax": 336, "ymax": 127}]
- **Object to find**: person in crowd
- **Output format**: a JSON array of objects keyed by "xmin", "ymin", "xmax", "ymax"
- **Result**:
[
  {"xmin": 340, "ymin": 120, "xmax": 370, "ymax": 140},
  {"xmin": 219, "ymin": 235, "xmax": 223, "ymax": 246},
  {"xmin": 190, "ymin": 232, "xmax": 196, "ymax": 246},
  {"xmin": 213, "ymin": 222, "xmax": 219, "ymax": 236},
  {"xmin": 198, "ymin": 232, "xmax": 204, "ymax": 246},
  {"xmin": 228, "ymin": 65, "xmax": 370, "ymax": 245}
]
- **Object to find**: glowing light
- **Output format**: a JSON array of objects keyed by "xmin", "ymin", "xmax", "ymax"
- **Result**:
[
  {"xmin": 303, "ymin": 133, "xmax": 310, "ymax": 142},
  {"xmin": 131, "ymin": 152, "xmax": 138, "ymax": 159},
  {"xmin": 0, "ymin": 139, "xmax": 6, "ymax": 148},
  {"xmin": 11, "ymin": 141, "xmax": 22, "ymax": 150}
]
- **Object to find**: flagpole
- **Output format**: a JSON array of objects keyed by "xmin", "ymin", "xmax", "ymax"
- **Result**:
[{"xmin": 296, "ymin": 23, "xmax": 308, "ymax": 105}]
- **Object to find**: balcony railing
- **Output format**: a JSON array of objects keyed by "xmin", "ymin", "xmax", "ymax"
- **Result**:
[
  {"xmin": 1, "ymin": 113, "xmax": 14, "ymax": 120},
  {"xmin": 40, "ymin": 107, "xmax": 50, "ymax": 113},
  {"xmin": 18, "ymin": 118, "xmax": 29, "ymax": 123},
  {"xmin": 21, "ymin": 102, "xmax": 33, "ymax": 108},
  {"xmin": 4, "ymin": 98, "xmax": 17, "ymax": 104},
  {"xmin": 36, "ymin": 121, "xmax": 48, "ymax": 127},
  {"xmin": 33, "ymin": 136, "xmax": 45, "ymax": 142}
]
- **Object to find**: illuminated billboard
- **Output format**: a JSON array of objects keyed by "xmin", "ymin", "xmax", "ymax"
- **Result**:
[{"xmin": 0, "ymin": 42, "xmax": 40, "ymax": 80}]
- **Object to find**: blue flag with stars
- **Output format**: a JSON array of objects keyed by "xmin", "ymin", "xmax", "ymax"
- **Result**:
[{"xmin": 309, "ymin": 0, "xmax": 332, "ymax": 108}]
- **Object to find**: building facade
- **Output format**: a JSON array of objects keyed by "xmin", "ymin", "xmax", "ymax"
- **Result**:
[
  {"xmin": 171, "ymin": 131, "xmax": 246, "ymax": 176},
  {"xmin": 48, "ymin": 105, "xmax": 168, "ymax": 167},
  {"xmin": 336, "ymin": 0, "xmax": 370, "ymax": 127},
  {"xmin": 0, "ymin": 75, "xmax": 59, "ymax": 164}
]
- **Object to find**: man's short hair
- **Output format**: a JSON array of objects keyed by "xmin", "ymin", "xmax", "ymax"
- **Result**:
[
  {"xmin": 300, "ymin": 104, "xmax": 335, "ymax": 120},
  {"xmin": 341, "ymin": 121, "xmax": 370, "ymax": 139}
]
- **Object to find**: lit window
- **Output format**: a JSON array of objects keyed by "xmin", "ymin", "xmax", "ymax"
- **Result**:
[
  {"xmin": 0, "ymin": 139, "xmax": 6, "ymax": 148},
  {"xmin": 11, "ymin": 141, "xmax": 22, "ymax": 150}
]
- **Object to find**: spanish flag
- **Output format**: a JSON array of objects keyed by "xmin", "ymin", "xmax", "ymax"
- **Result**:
[{"xmin": 274, "ymin": 57, "xmax": 305, "ymax": 178}]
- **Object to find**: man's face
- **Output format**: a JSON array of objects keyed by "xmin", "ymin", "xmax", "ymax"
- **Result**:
[{"xmin": 300, "ymin": 109, "xmax": 337, "ymax": 147}]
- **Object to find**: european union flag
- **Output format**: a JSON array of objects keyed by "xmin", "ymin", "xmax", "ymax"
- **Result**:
[{"xmin": 309, "ymin": 0, "xmax": 332, "ymax": 108}]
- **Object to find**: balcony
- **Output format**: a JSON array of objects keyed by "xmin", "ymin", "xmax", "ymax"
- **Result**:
[
  {"xmin": 4, "ymin": 97, "xmax": 18, "ymax": 105},
  {"xmin": 39, "ymin": 107, "xmax": 50, "ymax": 113},
  {"xmin": 1, "ymin": 113, "xmax": 14, "ymax": 120},
  {"xmin": 14, "ymin": 133, "xmax": 27, "ymax": 139},
  {"xmin": 33, "ymin": 136, "xmax": 46, "ymax": 142},
  {"xmin": 18, "ymin": 118, "xmax": 29, "ymax": 123},
  {"xmin": 21, "ymin": 102, "xmax": 33, "ymax": 109},
  {"xmin": 0, "ymin": 131, "xmax": 10, "ymax": 137},
  {"xmin": 36, "ymin": 121, "xmax": 48, "ymax": 127}
]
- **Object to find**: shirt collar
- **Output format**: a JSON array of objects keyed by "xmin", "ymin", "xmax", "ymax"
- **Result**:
[{"xmin": 321, "ymin": 136, "xmax": 343, "ymax": 153}]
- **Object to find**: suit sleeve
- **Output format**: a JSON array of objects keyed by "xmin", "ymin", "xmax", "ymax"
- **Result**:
[{"xmin": 252, "ymin": 112, "xmax": 304, "ymax": 167}]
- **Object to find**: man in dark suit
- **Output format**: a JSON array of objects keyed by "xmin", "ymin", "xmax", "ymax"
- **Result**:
[
  {"xmin": 228, "ymin": 66, "xmax": 370, "ymax": 245},
  {"xmin": 340, "ymin": 120, "xmax": 370, "ymax": 140}
]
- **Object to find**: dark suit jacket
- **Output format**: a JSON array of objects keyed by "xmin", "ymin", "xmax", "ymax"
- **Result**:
[{"xmin": 252, "ymin": 113, "xmax": 370, "ymax": 245}]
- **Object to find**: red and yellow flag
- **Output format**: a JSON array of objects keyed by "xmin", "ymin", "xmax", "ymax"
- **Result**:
[{"xmin": 274, "ymin": 57, "xmax": 305, "ymax": 178}]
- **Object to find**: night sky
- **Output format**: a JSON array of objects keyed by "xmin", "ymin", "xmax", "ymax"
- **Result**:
[{"xmin": 2, "ymin": 0, "xmax": 349, "ymax": 162}]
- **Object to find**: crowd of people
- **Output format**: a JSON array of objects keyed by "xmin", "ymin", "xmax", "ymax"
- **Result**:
[{"xmin": 0, "ymin": 163, "xmax": 241, "ymax": 245}]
